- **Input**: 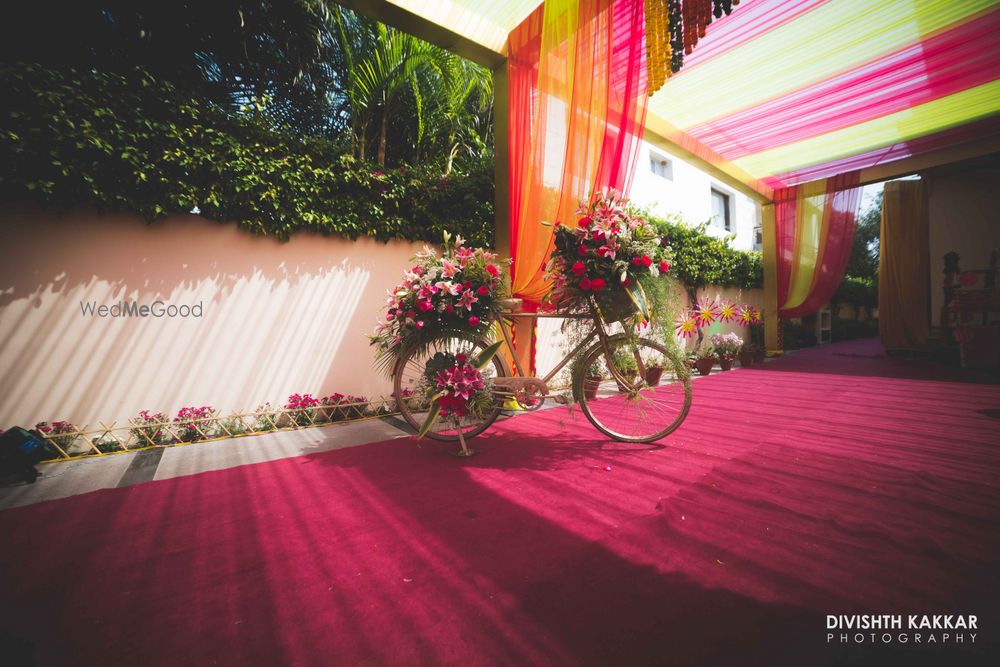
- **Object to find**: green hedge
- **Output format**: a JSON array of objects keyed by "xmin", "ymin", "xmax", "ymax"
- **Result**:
[
  {"xmin": 832, "ymin": 276, "xmax": 878, "ymax": 308},
  {"xmin": 0, "ymin": 63, "xmax": 495, "ymax": 245},
  {"xmin": 650, "ymin": 214, "xmax": 763, "ymax": 290}
]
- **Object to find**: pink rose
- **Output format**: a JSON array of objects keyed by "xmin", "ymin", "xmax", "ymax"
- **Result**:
[{"xmin": 468, "ymin": 316, "xmax": 480, "ymax": 326}]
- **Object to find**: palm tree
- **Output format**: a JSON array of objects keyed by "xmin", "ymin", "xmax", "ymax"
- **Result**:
[{"xmin": 331, "ymin": 7, "xmax": 492, "ymax": 169}]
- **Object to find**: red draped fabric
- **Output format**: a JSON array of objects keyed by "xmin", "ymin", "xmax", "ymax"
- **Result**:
[{"xmin": 774, "ymin": 171, "xmax": 863, "ymax": 318}]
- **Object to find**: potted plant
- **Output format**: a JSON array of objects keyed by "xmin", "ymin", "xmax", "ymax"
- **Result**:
[
  {"xmin": 753, "ymin": 344, "xmax": 766, "ymax": 364},
  {"xmin": 644, "ymin": 355, "xmax": 667, "ymax": 386},
  {"xmin": 694, "ymin": 346, "xmax": 716, "ymax": 376},
  {"xmin": 711, "ymin": 332, "xmax": 743, "ymax": 371},
  {"xmin": 738, "ymin": 342, "xmax": 755, "ymax": 367},
  {"xmin": 613, "ymin": 349, "xmax": 639, "ymax": 383}
]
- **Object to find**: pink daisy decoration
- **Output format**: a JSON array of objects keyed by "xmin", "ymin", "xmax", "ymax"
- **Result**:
[
  {"xmin": 675, "ymin": 313, "xmax": 698, "ymax": 338},
  {"xmin": 738, "ymin": 305, "xmax": 754, "ymax": 326},
  {"xmin": 691, "ymin": 301, "xmax": 719, "ymax": 328},
  {"xmin": 718, "ymin": 301, "xmax": 737, "ymax": 323}
]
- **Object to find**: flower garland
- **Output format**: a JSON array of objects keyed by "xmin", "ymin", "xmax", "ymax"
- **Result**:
[
  {"xmin": 644, "ymin": 0, "xmax": 741, "ymax": 86},
  {"xmin": 371, "ymin": 233, "xmax": 508, "ymax": 375},
  {"xmin": 545, "ymin": 190, "xmax": 670, "ymax": 323}
]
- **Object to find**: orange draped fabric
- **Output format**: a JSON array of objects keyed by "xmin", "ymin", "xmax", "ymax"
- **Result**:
[{"xmin": 507, "ymin": 0, "xmax": 649, "ymax": 307}]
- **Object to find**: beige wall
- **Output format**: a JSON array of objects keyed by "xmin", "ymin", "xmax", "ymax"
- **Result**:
[
  {"xmin": 927, "ymin": 169, "xmax": 1000, "ymax": 319},
  {"xmin": 0, "ymin": 205, "xmax": 427, "ymax": 428}
]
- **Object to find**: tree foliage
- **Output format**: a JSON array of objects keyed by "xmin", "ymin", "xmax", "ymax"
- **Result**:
[
  {"xmin": 846, "ymin": 192, "xmax": 881, "ymax": 282},
  {"xmin": 1, "ymin": 64, "xmax": 495, "ymax": 244},
  {"xmin": 0, "ymin": 1, "xmax": 494, "ymax": 171}
]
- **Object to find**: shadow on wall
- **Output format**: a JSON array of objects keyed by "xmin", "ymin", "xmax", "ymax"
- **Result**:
[{"xmin": 0, "ymin": 204, "xmax": 426, "ymax": 427}]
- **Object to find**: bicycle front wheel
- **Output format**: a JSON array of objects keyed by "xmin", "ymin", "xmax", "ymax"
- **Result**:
[
  {"xmin": 574, "ymin": 335, "xmax": 692, "ymax": 443},
  {"xmin": 393, "ymin": 336, "xmax": 509, "ymax": 442}
]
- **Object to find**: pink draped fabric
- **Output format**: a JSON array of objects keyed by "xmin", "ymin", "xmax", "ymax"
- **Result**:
[
  {"xmin": 689, "ymin": 8, "xmax": 1000, "ymax": 159},
  {"xmin": 775, "ymin": 171, "xmax": 863, "ymax": 318}
]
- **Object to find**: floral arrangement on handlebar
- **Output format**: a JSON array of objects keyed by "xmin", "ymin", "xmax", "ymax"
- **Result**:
[
  {"xmin": 371, "ymin": 232, "xmax": 508, "ymax": 375},
  {"xmin": 545, "ymin": 190, "xmax": 671, "ymax": 323}
]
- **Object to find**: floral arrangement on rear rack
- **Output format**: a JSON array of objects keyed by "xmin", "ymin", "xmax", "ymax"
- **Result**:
[
  {"xmin": 546, "ymin": 190, "xmax": 670, "ymax": 323},
  {"xmin": 371, "ymin": 232, "xmax": 508, "ymax": 374}
]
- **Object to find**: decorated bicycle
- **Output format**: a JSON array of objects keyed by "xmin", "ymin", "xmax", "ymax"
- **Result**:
[{"xmin": 372, "ymin": 192, "xmax": 692, "ymax": 451}]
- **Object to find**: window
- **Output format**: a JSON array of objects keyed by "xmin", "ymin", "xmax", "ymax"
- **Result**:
[
  {"xmin": 648, "ymin": 152, "xmax": 673, "ymax": 180},
  {"xmin": 710, "ymin": 188, "xmax": 731, "ymax": 231}
]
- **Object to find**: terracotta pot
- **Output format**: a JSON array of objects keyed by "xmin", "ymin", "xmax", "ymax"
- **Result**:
[
  {"xmin": 583, "ymin": 376, "xmax": 602, "ymax": 400},
  {"xmin": 718, "ymin": 355, "xmax": 735, "ymax": 371},
  {"xmin": 738, "ymin": 351, "xmax": 754, "ymax": 367},
  {"xmin": 644, "ymin": 366, "xmax": 665, "ymax": 386},
  {"xmin": 753, "ymin": 348, "xmax": 766, "ymax": 363},
  {"xmin": 695, "ymin": 357, "xmax": 715, "ymax": 376}
]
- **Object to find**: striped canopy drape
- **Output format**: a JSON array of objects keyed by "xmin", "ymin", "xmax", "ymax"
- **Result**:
[{"xmin": 774, "ymin": 172, "xmax": 863, "ymax": 318}]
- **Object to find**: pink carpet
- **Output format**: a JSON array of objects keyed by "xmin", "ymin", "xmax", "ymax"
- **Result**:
[{"xmin": 1, "ymin": 339, "xmax": 999, "ymax": 665}]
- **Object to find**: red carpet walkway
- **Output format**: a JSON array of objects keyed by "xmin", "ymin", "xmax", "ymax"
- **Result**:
[{"xmin": 2, "ymin": 339, "xmax": 999, "ymax": 666}]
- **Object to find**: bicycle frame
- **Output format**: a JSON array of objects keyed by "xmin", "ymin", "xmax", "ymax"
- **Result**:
[{"xmin": 494, "ymin": 298, "xmax": 647, "ymax": 394}]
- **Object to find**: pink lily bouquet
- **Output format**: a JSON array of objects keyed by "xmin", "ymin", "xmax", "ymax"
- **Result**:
[
  {"xmin": 545, "ymin": 190, "xmax": 670, "ymax": 323},
  {"xmin": 418, "ymin": 342, "xmax": 502, "ymax": 456},
  {"xmin": 371, "ymin": 232, "xmax": 509, "ymax": 374}
]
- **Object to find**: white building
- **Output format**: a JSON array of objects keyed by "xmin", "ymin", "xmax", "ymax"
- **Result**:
[{"xmin": 629, "ymin": 139, "xmax": 762, "ymax": 252}]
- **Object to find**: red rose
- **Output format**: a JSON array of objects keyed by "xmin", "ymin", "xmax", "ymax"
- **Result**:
[
  {"xmin": 659, "ymin": 260, "xmax": 670, "ymax": 273},
  {"xmin": 477, "ymin": 285, "xmax": 490, "ymax": 296},
  {"xmin": 418, "ymin": 300, "xmax": 433, "ymax": 312},
  {"xmin": 571, "ymin": 261, "xmax": 586, "ymax": 276},
  {"xmin": 455, "ymin": 353, "xmax": 468, "ymax": 364},
  {"xmin": 590, "ymin": 278, "xmax": 606, "ymax": 292},
  {"xmin": 632, "ymin": 257, "xmax": 642, "ymax": 266},
  {"xmin": 468, "ymin": 316, "xmax": 480, "ymax": 326},
  {"xmin": 578, "ymin": 216, "xmax": 592, "ymax": 228},
  {"xmin": 406, "ymin": 311, "xmax": 415, "ymax": 318},
  {"xmin": 463, "ymin": 281, "xmax": 473, "ymax": 289},
  {"xmin": 623, "ymin": 277, "xmax": 631, "ymax": 286},
  {"xmin": 577, "ymin": 245, "xmax": 588, "ymax": 256},
  {"xmin": 446, "ymin": 304, "xmax": 455, "ymax": 313},
  {"xmin": 485, "ymin": 264, "xmax": 499, "ymax": 277},
  {"xmin": 579, "ymin": 277, "xmax": 592, "ymax": 291},
  {"xmin": 642, "ymin": 255, "xmax": 652, "ymax": 267}
]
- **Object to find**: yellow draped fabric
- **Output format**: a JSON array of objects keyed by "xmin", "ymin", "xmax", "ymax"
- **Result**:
[{"xmin": 879, "ymin": 180, "xmax": 930, "ymax": 351}]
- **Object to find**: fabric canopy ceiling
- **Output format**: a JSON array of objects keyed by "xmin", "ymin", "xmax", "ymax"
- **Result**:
[{"xmin": 381, "ymin": 0, "xmax": 1000, "ymax": 195}]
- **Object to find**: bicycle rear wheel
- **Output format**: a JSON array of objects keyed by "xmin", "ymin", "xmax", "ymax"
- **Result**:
[
  {"xmin": 393, "ymin": 336, "xmax": 509, "ymax": 441},
  {"xmin": 574, "ymin": 335, "xmax": 692, "ymax": 443}
]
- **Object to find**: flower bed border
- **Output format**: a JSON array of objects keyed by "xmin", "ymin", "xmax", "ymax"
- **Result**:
[{"xmin": 31, "ymin": 397, "xmax": 398, "ymax": 463}]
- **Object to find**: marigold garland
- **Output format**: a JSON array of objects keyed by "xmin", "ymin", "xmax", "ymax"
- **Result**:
[{"xmin": 644, "ymin": 0, "xmax": 740, "ymax": 79}]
